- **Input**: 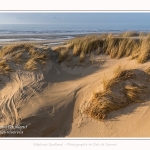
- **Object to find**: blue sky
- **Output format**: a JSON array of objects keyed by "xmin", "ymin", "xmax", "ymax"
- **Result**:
[{"xmin": 0, "ymin": 13, "xmax": 150, "ymax": 24}]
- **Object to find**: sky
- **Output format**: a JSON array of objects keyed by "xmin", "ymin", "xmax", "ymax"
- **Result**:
[{"xmin": 0, "ymin": 12, "xmax": 150, "ymax": 24}]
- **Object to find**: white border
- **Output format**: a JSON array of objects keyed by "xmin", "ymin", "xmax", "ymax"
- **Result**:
[
  {"xmin": 0, "ymin": 138, "xmax": 150, "ymax": 150},
  {"xmin": 0, "ymin": 11, "xmax": 150, "ymax": 12},
  {"xmin": 0, "ymin": 0, "xmax": 150, "ymax": 10}
]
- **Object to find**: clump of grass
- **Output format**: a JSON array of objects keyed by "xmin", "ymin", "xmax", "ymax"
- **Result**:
[
  {"xmin": 72, "ymin": 44, "xmax": 82, "ymax": 56},
  {"xmin": 54, "ymin": 32, "xmax": 150, "ymax": 64},
  {"xmin": 84, "ymin": 66, "xmax": 145, "ymax": 120},
  {"xmin": 24, "ymin": 58, "xmax": 38, "ymax": 70},
  {"xmin": 117, "ymin": 39, "xmax": 129, "ymax": 58},
  {"xmin": 109, "ymin": 46, "xmax": 118, "ymax": 58},
  {"xmin": 103, "ymin": 66, "xmax": 134, "ymax": 91},
  {"xmin": 0, "ymin": 43, "xmax": 49, "ymax": 74},
  {"xmin": 125, "ymin": 39, "xmax": 139, "ymax": 58},
  {"xmin": 31, "ymin": 50, "xmax": 49, "ymax": 63},
  {"xmin": 57, "ymin": 48, "xmax": 69, "ymax": 63},
  {"xmin": 12, "ymin": 50, "xmax": 25, "ymax": 64},
  {"xmin": 85, "ymin": 95, "xmax": 127, "ymax": 120},
  {"xmin": 137, "ymin": 38, "xmax": 150, "ymax": 63},
  {"xmin": 124, "ymin": 85, "xmax": 144, "ymax": 103},
  {"xmin": 0, "ymin": 60, "xmax": 12, "ymax": 74},
  {"xmin": 28, "ymin": 47, "xmax": 37, "ymax": 55},
  {"xmin": 0, "ymin": 44, "xmax": 34, "ymax": 58},
  {"xmin": 55, "ymin": 35, "xmax": 105, "ymax": 62},
  {"xmin": 26, "ymin": 47, "xmax": 49, "ymax": 69},
  {"xmin": 80, "ymin": 52, "xmax": 85, "ymax": 62},
  {"xmin": 105, "ymin": 37, "xmax": 119, "ymax": 55}
]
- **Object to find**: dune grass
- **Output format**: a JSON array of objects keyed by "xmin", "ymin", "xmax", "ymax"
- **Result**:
[
  {"xmin": 137, "ymin": 37, "xmax": 150, "ymax": 63},
  {"xmin": 58, "ymin": 48, "xmax": 69, "ymax": 63},
  {"xmin": 55, "ymin": 31, "xmax": 150, "ymax": 64},
  {"xmin": 0, "ymin": 59, "xmax": 12, "ymax": 74},
  {"xmin": 84, "ymin": 66, "xmax": 146, "ymax": 120},
  {"xmin": 102, "ymin": 66, "xmax": 134, "ymax": 91},
  {"xmin": 124, "ymin": 85, "xmax": 144, "ymax": 103},
  {"xmin": 0, "ymin": 44, "xmax": 33, "ymax": 58},
  {"xmin": 24, "ymin": 58, "xmax": 38, "ymax": 70},
  {"xmin": 0, "ymin": 43, "xmax": 49, "ymax": 74}
]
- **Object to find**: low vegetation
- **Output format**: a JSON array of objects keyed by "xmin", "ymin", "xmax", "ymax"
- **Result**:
[
  {"xmin": 84, "ymin": 66, "xmax": 147, "ymax": 120},
  {"xmin": 102, "ymin": 65, "xmax": 134, "ymax": 91},
  {"xmin": 0, "ymin": 43, "xmax": 49, "ymax": 74},
  {"xmin": 55, "ymin": 31, "xmax": 150, "ymax": 64},
  {"xmin": 0, "ymin": 59, "xmax": 12, "ymax": 74}
]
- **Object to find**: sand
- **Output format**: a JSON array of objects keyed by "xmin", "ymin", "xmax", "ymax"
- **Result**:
[
  {"xmin": 0, "ymin": 33, "xmax": 85, "ymax": 46},
  {"xmin": 0, "ymin": 34, "xmax": 150, "ymax": 137}
]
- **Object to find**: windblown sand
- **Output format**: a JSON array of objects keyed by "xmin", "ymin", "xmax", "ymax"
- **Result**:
[{"xmin": 1, "ymin": 34, "xmax": 150, "ymax": 137}]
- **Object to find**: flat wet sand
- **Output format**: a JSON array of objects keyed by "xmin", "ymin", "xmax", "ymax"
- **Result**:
[{"xmin": 0, "ymin": 33, "xmax": 87, "ymax": 46}]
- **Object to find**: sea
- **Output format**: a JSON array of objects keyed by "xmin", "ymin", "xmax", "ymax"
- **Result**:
[{"xmin": 0, "ymin": 23, "xmax": 150, "ymax": 42}]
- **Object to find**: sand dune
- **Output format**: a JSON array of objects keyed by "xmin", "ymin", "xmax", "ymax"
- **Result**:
[{"xmin": 1, "ymin": 33, "xmax": 150, "ymax": 137}]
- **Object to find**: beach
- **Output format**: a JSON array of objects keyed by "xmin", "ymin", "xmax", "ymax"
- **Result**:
[
  {"xmin": 0, "ymin": 32, "xmax": 150, "ymax": 137},
  {"xmin": 0, "ymin": 33, "xmax": 79, "ymax": 46}
]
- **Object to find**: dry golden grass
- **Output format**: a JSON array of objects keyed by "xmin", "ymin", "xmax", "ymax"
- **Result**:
[
  {"xmin": 117, "ymin": 39, "xmax": 130, "ymax": 58},
  {"xmin": 58, "ymin": 48, "xmax": 69, "ymax": 63},
  {"xmin": 125, "ymin": 39, "xmax": 139, "ymax": 58},
  {"xmin": 0, "ymin": 59, "xmax": 12, "ymax": 74},
  {"xmin": 109, "ymin": 46, "xmax": 118, "ymax": 58},
  {"xmin": 12, "ymin": 50, "xmax": 25, "ymax": 64},
  {"xmin": 103, "ymin": 66, "xmax": 134, "ymax": 91},
  {"xmin": 53, "ymin": 31, "xmax": 150, "ymax": 63},
  {"xmin": 26, "ymin": 47, "xmax": 49, "ymax": 70},
  {"xmin": 105, "ymin": 37, "xmax": 118, "ymax": 55},
  {"xmin": 79, "ymin": 52, "xmax": 85, "ymax": 62},
  {"xmin": 84, "ymin": 95, "xmax": 127, "ymax": 120},
  {"xmin": 124, "ymin": 85, "xmax": 144, "ymax": 103},
  {"xmin": 85, "ymin": 66, "xmax": 145, "ymax": 120},
  {"xmin": 73, "ymin": 45, "xmax": 81, "ymax": 56},
  {"xmin": 137, "ymin": 38, "xmax": 150, "ymax": 63},
  {"xmin": 54, "ymin": 32, "xmax": 150, "ymax": 64},
  {"xmin": 68, "ymin": 34, "xmax": 106, "ymax": 55},
  {"xmin": 55, "ymin": 34, "xmax": 109, "ymax": 62},
  {"xmin": 24, "ymin": 58, "xmax": 38, "ymax": 70},
  {"xmin": 0, "ymin": 43, "xmax": 49, "ymax": 73},
  {"xmin": 0, "ymin": 43, "xmax": 34, "ymax": 58}
]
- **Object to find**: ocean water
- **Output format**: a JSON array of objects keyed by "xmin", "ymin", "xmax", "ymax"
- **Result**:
[
  {"xmin": 0, "ymin": 23, "xmax": 150, "ymax": 43},
  {"xmin": 0, "ymin": 23, "xmax": 150, "ymax": 35}
]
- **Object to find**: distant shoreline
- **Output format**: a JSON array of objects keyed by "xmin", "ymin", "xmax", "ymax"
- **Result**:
[
  {"xmin": 0, "ymin": 33, "xmax": 88, "ymax": 46},
  {"xmin": 0, "ymin": 31, "xmax": 148, "ymax": 46}
]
